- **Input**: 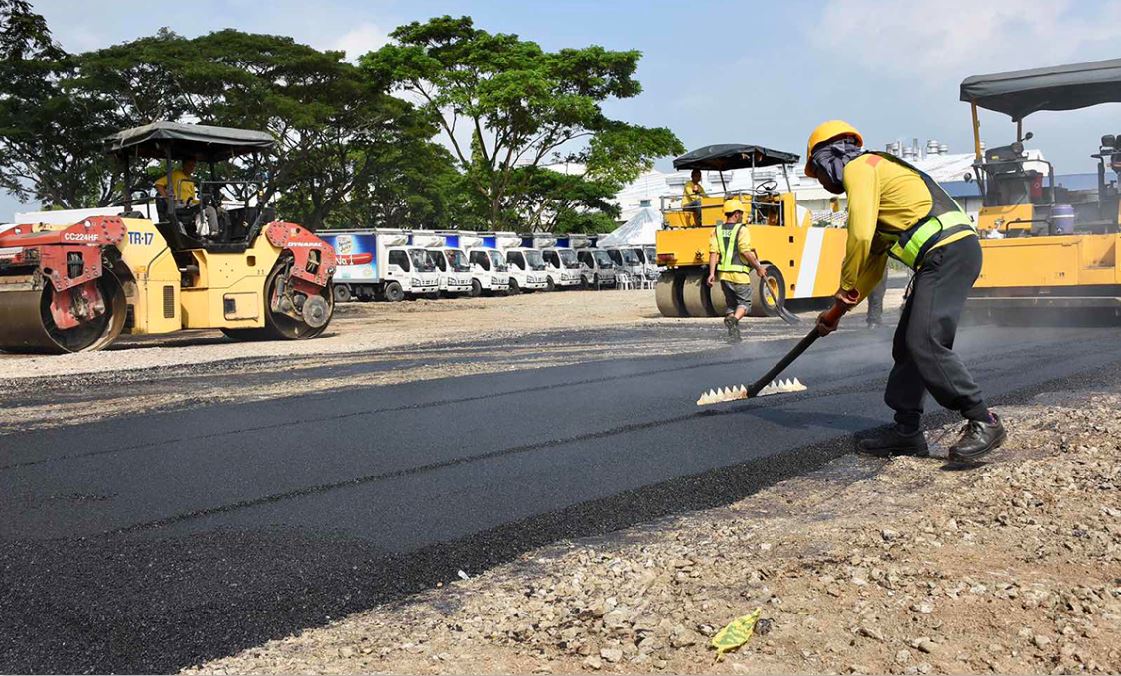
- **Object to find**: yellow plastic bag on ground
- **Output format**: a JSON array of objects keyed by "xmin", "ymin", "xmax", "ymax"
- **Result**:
[{"xmin": 711, "ymin": 607, "xmax": 762, "ymax": 661}]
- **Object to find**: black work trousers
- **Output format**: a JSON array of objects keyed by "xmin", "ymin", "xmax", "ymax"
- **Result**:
[{"xmin": 885, "ymin": 236, "xmax": 987, "ymax": 430}]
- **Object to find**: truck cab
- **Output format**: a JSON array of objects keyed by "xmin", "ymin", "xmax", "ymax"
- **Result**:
[
  {"xmin": 600, "ymin": 245, "xmax": 645, "ymax": 282},
  {"xmin": 538, "ymin": 247, "xmax": 583, "ymax": 290},
  {"xmin": 411, "ymin": 233, "xmax": 473, "ymax": 296},
  {"xmin": 575, "ymin": 247, "xmax": 617, "ymax": 289},
  {"xmin": 461, "ymin": 237, "xmax": 511, "ymax": 296},
  {"xmin": 485, "ymin": 231, "xmax": 548, "ymax": 294},
  {"xmin": 425, "ymin": 247, "xmax": 474, "ymax": 296}
]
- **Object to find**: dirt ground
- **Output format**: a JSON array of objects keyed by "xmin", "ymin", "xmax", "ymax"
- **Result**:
[
  {"xmin": 186, "ymin": 388, "xmax": 1121, "ymax": 675},
  {"xmin": 0, "ymin": 286, "xmax": 908, "ymax": 381}
]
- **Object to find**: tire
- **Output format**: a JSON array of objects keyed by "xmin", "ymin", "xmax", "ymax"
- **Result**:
[
  {"xmin": 749, "ymin": 264, "xmax": 786, "ymax": 317},
  {"xmin": 654, "ymin": 270, "xmax": 687, "ymax": 317},
  {"xmin": 222, "ymin": 254, "xmax": 334, "ymax": 341},
  {"xmin": 546, "ymin": 277, "xmax": 556, "ymax": 292},
  {"xmin": 384, "ymin": 281, "xmax": 405, "ymax": 302},
  {"xmin": 508, "ymin": 278, "xmax": 521, "ymax": 295},
  {"xmin": 708, "ymin": 278, "xmax": 729, "ymax": 316},
  {"xmin": 333, "ymin": 284, "xmax": 351, "ymax": 303},
  {"xmin": 682, "ymin": 270, "xmax": 717, "ymax": 317},
  {"xmin": 468, "ymin": 279, "xmax": 482, "ymax": 298}
]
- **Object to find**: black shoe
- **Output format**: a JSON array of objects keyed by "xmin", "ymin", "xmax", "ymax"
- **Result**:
[
  {"xmin": 724, "ymin": 315, "xmax": 742, "ymax": 343},
  {"xmin": 948, "ymin": 414, "xmax": 1006, "ymax": 463},
  {"xmin": 858, "ymin": 425, "xmax": 929, "ymax": 457}
]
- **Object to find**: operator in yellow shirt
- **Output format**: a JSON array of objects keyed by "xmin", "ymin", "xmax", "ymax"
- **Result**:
[
  {"xmin": 707, "ymin": 198, "xmax": 767, "ymax": 342},
  {"xmin": 154, "ymin": 158, "xmax": 221, "ymax": 239},
  {"xmin": 805, "ymin": 120, "xmax": 1004, "ymax": 464},
  {"xmin": 683, "ymin": 169, "xmax": 707, "ymax": 226},
  {"xmin": 154, "ymin": 159, "xmax": 198, "ymax": 203}
]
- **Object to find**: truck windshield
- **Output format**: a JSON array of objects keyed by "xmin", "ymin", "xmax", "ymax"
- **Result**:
[
  {"xmin": 523, "ymin": 250, "xmax": 546, "ymax": 271},
  {"xmin": 644, "ymin": 246, "xmax": 655, "ymax": 262},
  {"xmin": 447, "ymin": 249, "xmax": 471, "ymax": 272},
  {"xmin": 409, "ymin": 249, "xmax": 435, "ymax": 272},
  {"xmin": 558, "ymin": 249, "xmax": 579, "ymax": 268},
  {"xmin": 620, "ymin": 249, "xmax": 641, "ymax": 266},
  {"xmin": 487, "ymin": 250, "xmax": 508, "ymax": 272},
  {"xmin": 593, "ymin": 250, "xmax": 614, "ymax": 268}
]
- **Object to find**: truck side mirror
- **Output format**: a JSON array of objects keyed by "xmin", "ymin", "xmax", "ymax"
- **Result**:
[
  {"xmin": 1023, "ymin": 131, "xmax": 1034, "ymax": 141},
  {"xmin": 963, "ymin": 173, "xmax": 973, "ymax": 183}
]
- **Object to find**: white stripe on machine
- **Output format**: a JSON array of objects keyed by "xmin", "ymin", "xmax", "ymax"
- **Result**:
[{"xmin": 793, "ymin": 227, "xmax": 824, "ymax": 299}]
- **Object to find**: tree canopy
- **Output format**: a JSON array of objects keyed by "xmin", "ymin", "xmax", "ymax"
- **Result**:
[
  {"xmin": 361, "ymin": 15, "xmax": 682, "ymax": 231},
  {"xmin": 0, "ymin": 8, "xmax": 681, "ymax": 232}
]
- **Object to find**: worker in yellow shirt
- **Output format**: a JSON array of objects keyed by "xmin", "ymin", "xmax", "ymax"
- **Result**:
[
  {"xmin": 154, "ymin": 159, "xmax": 198, "ymax": 204},
  {"xmin": 683, "ymin": 169, "xmax": 707, "ymax": 226},
  {"xmin": 805, "ymin": 120, "xmax": 1005, "ymax": 464},
  {"xmin": 707, "ymin": 198, "xmax": 767, "ymax": 342},
  {"xmin": 154, "ymin": 158, "xmax": 221, "ymax": 239}
]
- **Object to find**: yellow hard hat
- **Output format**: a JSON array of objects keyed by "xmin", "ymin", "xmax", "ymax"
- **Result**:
[
  {"xmin": 804, "ymin": 120, "xmax": 864, "ymax": 177},
  {"xmin": 723, "ymin": 198, "xmax": 745, "ymax": 214}
]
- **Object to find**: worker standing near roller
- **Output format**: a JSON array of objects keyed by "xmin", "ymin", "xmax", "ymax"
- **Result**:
[
  {"xmin": 707, "ymin": 199, "xmax": 767, "ymax": 343},
  {"xmin": 805, "ymin": 120, "xmax": 1005, "ymax": 463}
]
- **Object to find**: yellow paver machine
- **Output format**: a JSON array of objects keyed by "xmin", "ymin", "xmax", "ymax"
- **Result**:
[
  {"xmin": 960, "ymin": 58, "xmax": 1121, "ymax": 323},
  {"xmin": 0, "ymin": 122, "xmax": 337, "ymax": 353},
  {"xmin": 654, "ymin": 144, "xmax": 847, "ymax": 318}
]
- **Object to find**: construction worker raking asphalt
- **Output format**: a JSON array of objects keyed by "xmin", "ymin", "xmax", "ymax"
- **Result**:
[
  {"xmin": 805, "ymin": 120, "xmax": 1006, "ymax": 463},
  {"xmin": 707, "ymin": 198, "xmax": 768, "ymax": 343}
]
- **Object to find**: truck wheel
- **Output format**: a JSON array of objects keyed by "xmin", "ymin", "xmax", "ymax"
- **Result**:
[
  {"xmin": 749, "ymin": 264, "xmax": 786, "ymax": 317},
  {"xmin": 384, "ymin": 281, "xmax": 405, "ymax": 302},
  {"xmin": 468, "ymin": 279, "xmax": 482, "ymax": 297},
  {"xmin": 333, "ymin": 285, "xmax": 351, "ymax": 303},
  {"xmin": 546, "ymin": 277, "xmax": 556, "ymax": 292},
  {"xmin": 654, "ymin": 270, "xmax": 686, "ymax": 317},
  {"xmin": 682, "ymin": 270, "xmax": 717, "ymax": 317},
  {"xmin": 508, "ymin": 278, "xmax": 521, "ymax": 295}
]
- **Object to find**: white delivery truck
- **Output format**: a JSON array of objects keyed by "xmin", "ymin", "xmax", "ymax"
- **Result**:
[
  {"xmin": 445, "ymin": 231, "xmax": 510, "ymax": 296},
  {"xmin": 572, "ymin": 236, "xmax": 617, "ymax": 289},
  {"xmin": 524, "ymin": 234, "xmax": 582, "ymax": 291},
  {"xmin": 318, "ymin": 229, "xmax": 440, "ymax": 302},
  {"xmin": 487, "ymin": 231, "xmax": 548, "ymax": 294},
  {"xmin": 599, "ymin": 245, "xmax": 645, "ymax": 284},
  {"xmin": 410, "ymin": 232, "xmax": 474, "ymax": 296}
]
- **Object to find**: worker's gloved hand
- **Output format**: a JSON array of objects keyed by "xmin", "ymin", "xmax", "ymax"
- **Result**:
[
  {"xmin": 706, "ymin": 272, "xmax": 716, "ymax": 287},
  {"xmin": 816, "ymin": 292, "xmax": 856, "ymax": 336}
]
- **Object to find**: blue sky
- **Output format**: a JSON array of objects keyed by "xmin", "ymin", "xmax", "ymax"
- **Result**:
[{"xmin": 6, "ymin": 0, "xmax": 1121, "ymax": 219}]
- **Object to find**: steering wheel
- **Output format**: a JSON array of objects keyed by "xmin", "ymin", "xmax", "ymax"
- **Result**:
[{"xmin": 754, "ymin": 179, "xmax": 779, "ymax": 195}]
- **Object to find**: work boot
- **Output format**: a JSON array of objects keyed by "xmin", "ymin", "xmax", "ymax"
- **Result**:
[
  {"xmin": 858, "ymin": 425, "xmax": 929, "ymax": 457},
  {"xmin": 724, "ymin": 315, "xmax": 742, "ymax": 343},
  {"xmin": 948, "ymin": 414, "xmax": 1006, "ymax": 463}
]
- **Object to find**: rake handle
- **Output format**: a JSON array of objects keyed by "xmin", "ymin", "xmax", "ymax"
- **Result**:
[{"xmin": 747, "ymin": 302, "xmax": 844, "ymax": 397}]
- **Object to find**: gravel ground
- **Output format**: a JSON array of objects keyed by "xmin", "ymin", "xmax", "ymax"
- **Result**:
[{"xmin": 187, "ymin": 388, "xmax": 1121, "ymax": 675}]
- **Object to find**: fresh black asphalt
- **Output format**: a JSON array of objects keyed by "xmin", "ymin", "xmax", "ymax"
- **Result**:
[{"xmin": 2, "ymin": 320, "xmax": 1120, "ymax": 673}]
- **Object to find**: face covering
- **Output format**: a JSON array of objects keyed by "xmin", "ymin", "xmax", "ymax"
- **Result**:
[{"xmin": 811, "ymin": 139, "xmax": 863, "ymax": 194}]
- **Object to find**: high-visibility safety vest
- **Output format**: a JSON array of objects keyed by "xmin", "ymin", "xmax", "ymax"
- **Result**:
[
  {"xmin": 866, "ymin": 151, "xmax": 977, "ymax": 270},
  {"xmin": 716, "ymin": 222, "xmax": 751, "ymax": 274}
]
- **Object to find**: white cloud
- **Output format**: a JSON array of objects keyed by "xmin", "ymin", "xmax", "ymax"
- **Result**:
[
  {"xmin": 329, "ymin": 22, "xmax": 388, "ymax": 62},
  {"xmin": 813, "ymin": 0, "xmax": 1121, "ymax": 77}
]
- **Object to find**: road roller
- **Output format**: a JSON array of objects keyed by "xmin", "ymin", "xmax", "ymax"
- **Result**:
[
  {"xmin": 0, "ymin": 122, "xmax": 336, "ymax": 354},
  {"xmin": 654, "ymin": 143, "xmax": 848, "ymax": 318}
]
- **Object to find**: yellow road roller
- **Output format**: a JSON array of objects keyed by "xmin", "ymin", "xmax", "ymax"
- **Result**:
[
  {"xmin": 0, "ymin": 122, "xmax": 336, "ymax": 353},
  {"xmin": 960, "ymin": 59, "xmax": 1121, "ymax": 322},
  {"xmin": 654, "ymin": 143, "xmax": 847, "ymax": 318}
]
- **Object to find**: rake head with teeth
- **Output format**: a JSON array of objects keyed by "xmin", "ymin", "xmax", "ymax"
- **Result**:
[{"xmin": 696, "ymin": 377, "xmax": 806, "ymax": 406}]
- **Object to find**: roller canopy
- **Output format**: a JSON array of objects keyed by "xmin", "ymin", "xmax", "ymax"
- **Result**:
[
  {"xmin": 103, "ymin": 121, "xmax": 276, "ymax": 161},
  {"xmin": 673, "ymin": 144, "xmax": 799, "ymax": 171},
  {"xmin": 960, "ymin": 58, "xmax": 1121, "ymax": 121}
]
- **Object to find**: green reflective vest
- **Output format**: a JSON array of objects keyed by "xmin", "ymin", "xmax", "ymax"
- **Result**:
[
  {"xmin": 716, "ymin": 222, "xmax": 751, "ymax": 274},
  {"xmin": 867, "ymin": 152, "xmax": 977, "ymax": 269}
]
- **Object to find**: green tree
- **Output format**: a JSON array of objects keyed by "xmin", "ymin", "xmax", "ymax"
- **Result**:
[
  {"xmin": 75, "ymin": 29, "xmax": 442, "ymax": 229},
  {"xmin": 0, "ymin": 0, "xmax": 118, "ymax": 208},
  {"xmin": 362, "ymin": 16, "xmax": 682, "ymax": 229},
  {"xmin": 504, "ymin": 166, "xmax": 620, "ymax": 233}
]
